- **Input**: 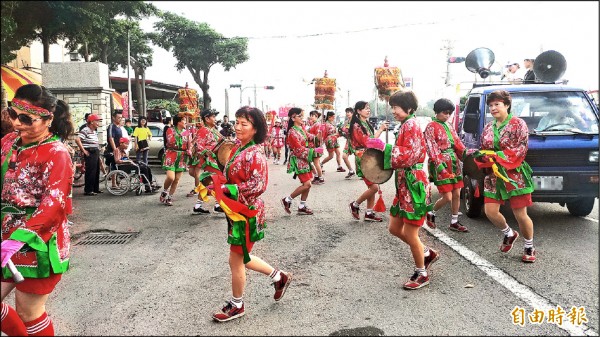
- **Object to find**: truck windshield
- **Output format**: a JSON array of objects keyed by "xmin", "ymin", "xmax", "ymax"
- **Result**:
[{"xmin": 485, "ymin": 91, "xmax": 599, "ymax": 133}]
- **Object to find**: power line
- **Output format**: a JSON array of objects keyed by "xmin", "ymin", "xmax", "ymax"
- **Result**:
[{"xmin": 244, "ymin": 16, "xmax": 476, "ymax": 40}]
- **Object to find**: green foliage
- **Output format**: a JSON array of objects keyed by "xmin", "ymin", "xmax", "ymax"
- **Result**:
[
  {"xmin": 1, "ymin": 2, "xmax": 36, "ymax": 64},
  {"xmin": 147, "ymin": 99, "xmax": 179, "ymax": 115},
  {"xmin": 151, "ymin": 11, "xmax": 249, "ymax": 109}
]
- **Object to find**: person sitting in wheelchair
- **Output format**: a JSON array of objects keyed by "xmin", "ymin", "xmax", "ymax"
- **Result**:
[{"xmin": 114, "ymin": 137, "xmax": 159, "ymax": 193}]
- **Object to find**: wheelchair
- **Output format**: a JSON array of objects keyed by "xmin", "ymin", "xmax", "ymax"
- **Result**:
[{"xmin": 104, "ymin": 162, "xmax": 158, "ymax": 196}]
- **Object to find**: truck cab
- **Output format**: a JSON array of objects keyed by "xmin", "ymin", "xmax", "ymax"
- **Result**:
[{"xmin": 459, "ymin": 84, "xmax": 599, "ymax": 217}]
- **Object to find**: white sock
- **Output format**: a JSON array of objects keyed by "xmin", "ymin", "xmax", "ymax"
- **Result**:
[
  {"xmin": 299, "ymin": 201, "xmax": 306, "ymax": 209},
  {"xmin": 285, "ymin": 196, "xmax": 292, "ymax": 203},
  {"xmin": 366, "ymin": 208, "xmax": 373, "ymax": 214},
  {"xmin": 524, "ymin": 238, "xmax": 534, "ymax": 249},
  {"xmin": 416, "ymin": 267, "xmax": 427, "ymax": 277},
  {"xmin": 423, "ymin": 246, "xmax": 431, "ymax": 257},
  {"xmin": 231, "ymin": 296, "xmax": 243, "ymax": 308},
  {"xmin": 502, "ymin": 225, "xmax": 514, "ymax": 237},
  {"xmin": 451, "ymin": 214, "xmax": 459, "ymax": 224},
  {"xmin": 352, "ymin": 201, "xmax": 359, "ymax": 208},
  {"xmin": 269, "ymin": 269, "xmax": 281, "ymax": 282}
]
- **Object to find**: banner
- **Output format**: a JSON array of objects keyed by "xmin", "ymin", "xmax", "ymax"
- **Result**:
[{"xmin": 122, "ymin": 91, "xmax": 130, "ymax": 118}]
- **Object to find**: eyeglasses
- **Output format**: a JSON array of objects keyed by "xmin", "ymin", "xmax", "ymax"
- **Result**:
[{"xmin": 7, "ymin": 107, "xmax": 44, "ymax": 125}]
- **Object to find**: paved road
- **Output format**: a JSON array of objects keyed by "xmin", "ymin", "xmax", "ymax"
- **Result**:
[{"xmin": 7, "ymin": 147, "xmax": 597, "ymax": 336}]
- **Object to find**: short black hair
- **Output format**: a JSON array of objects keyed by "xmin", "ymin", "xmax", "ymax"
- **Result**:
[
  {"xmin": 433, "ymin": 98, "xmax": 455, "ymax": 114},
  {"xmin": 235, "ymin": 106, "xmax": 267, "ymax": 144}
]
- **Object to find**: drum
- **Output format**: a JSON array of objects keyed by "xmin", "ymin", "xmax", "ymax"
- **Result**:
[
  {"xmin": 214, "ymin": 140, "xmax": 236, "ymax": 169},
  {"xmin": 463, "ymin": 153, "xmax": 485, "ymax": 180},
  {"xmin": 360, "ymin": 148, "xmax": 393, "ymax": 184}
]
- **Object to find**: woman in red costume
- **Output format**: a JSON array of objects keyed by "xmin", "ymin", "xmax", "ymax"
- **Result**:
[
  {"xmin": 365, "ymin": 89, "xmax": 434, "ymax": 290},
  {"xmin": 270, "ymin": 118, "xmax": 285, "ymax": 165},
  {"xmin": 159, "ymin": 113, "xmax": 192, "ymax": 206},
  {"xmin": 1, "ymin": 84, "xmax": 75, "ymax": 336},
  {"xmin": 281, "ymin": 108, "xmax": 323, "ymax": 215},
  {"xmin": 477, "ymin": 90, "xmax": 536, "ymax": 263},
  {"xmin": 348, "ymin": 101, "xmax": 388, "ymax": 222},
  {"xmin": 210, "ymin": 106, "xmax": 292, "ymax": 322}
]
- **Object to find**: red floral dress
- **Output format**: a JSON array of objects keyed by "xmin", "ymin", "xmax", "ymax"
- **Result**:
[
  {"xmin": 286, "ymin": 126, "xmax": 315, "ymax": 176},
  {"xmin": 1, "ymin": 132, "xmax": 73, "ymax": 279},
  {"xmin": 381, "ymin": 116, "xmax": 433, "ymax": 223},
  {"xmin": 324, "ymin": 121, "xmax": 340, "ymax": 150},
  {"xmin": 222, "ymin": 141, "xmax": 268, "ymax": 261},
  {"xmin": 270, "ymin": 126, "xmax": 285, "ymax": 149},
  {"xmin": 424, "ymin": 118, "xmax": 466, "ymax": 187},
  {"xmin": 350, "ymin": 119, "xmax": 374, "ymax": 178},
  {"xmin": 162, "ymin": 127, "xmax": 191, "ymax": 172},
  {"xmin": 306, "ymin": 121, "xmax": 323, "ymax": 158},
  {"xmin": 480, "ymin": 115, "xmax": 534, "ymax": 200},
  {"xmin": 192, "ymin": 125, "xmax": 223, "ymax": 167}
]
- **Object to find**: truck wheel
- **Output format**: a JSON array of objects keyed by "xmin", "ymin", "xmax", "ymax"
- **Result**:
[
  {"xmin": 567, "ymin": 198, "xmax": 596, "ymax": 217},
  {"xmin": 462, "ymin": 175, "xmax": 483, "ymax": 218}
]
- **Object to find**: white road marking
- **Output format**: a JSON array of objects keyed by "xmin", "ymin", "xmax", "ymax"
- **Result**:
[{"xmin": 423, "ymin": 226, "xmax": 597, "ymax": 336}]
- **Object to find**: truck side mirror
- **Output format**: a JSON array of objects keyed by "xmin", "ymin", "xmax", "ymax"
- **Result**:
[{"xmin": 463, "ymin": 112, "xmax": 480, "ymax": 133}]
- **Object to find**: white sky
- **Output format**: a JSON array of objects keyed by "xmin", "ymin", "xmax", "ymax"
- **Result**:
[{"xmin": 122, "ymin": 1, "xmax": 599, "ymax": 115}]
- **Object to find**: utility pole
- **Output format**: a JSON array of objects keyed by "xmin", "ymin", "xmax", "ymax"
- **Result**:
[
  {"xmin": 254, "ymin": 84, "xmax": 257, "ymax": 108},
  {"xmin": 441, "ymin": 39, "xmax": 454, "ymax": 86}
]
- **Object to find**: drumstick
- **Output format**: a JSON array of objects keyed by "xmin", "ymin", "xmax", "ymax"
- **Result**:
[{"xmin": 7, "ymin": 259, "xmax": 24, "ymax": 283}]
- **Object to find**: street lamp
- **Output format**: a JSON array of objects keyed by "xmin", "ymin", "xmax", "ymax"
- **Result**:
[{"xmin": 229, "ymin": 83, "xmax": 274, "ymax": 108}]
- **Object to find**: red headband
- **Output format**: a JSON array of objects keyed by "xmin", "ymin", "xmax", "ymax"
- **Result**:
[{"xmin": 11, "ymin": 99, "xmax": 52, "ymax": 117}]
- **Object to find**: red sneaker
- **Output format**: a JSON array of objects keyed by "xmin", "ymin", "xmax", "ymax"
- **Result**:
[
  {"xmin": 273, "ymin": 270, "xmax": 293, "ymax": 301},
  {"xmin": 426, "ymin": 212, "xmax": 436, "ymax": 229},
  {"xmin": 500, "ymin": 231, "xmax": 519, "ymax": 253},
  {"xmin": 336, "ymin": 166, "xmax": 346, "ymax": 172},
  {"xmin": 424, "ymin": 249, "xmax": 439, "ymax": 270},
  {"xmin": 403, "ymin": 271, "xmax": 430, "ymax": 290},
  {"xmin": 522, "ymin": 247, "xmax": 536, "ymax": 263},
  {"xmin": 364, "ymin": 212, "xmax": 383, "ymax": 222},
  {"xmin": 449, "ymin": 221, "xmax": 469, "ymax": 232},
  {"xmin": 281, "ymin": 197, "xmax": 291, "ymax": 214},
  {"xmin": 349, "ymin": 202, "xmax": 360, "ymax": 220},
  {"xmin": 212, "ymin": 301, "xmax": 245, "ymax": 322},
  {"xmin": 297, "ymin": 207, "xmax": 314, "ymax": 215}
]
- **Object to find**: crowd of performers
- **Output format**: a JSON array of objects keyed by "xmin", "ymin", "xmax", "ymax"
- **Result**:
[{"xmin": 1, "ymin": 84, "xmax": 537, "ymax": 331}]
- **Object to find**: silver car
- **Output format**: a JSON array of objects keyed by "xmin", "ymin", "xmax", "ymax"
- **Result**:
[{"xmin": 128, "ymin": 122, "xmax": 165, "ymax": 163}]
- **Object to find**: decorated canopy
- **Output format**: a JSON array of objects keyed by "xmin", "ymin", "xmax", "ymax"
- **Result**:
[
  {"xmin": 1, "ymin": 65, "xmax": 42, "ymax": 101},
  {"xmin": 313, "ymin": 70, "xmax": 335, "ymax": 111},
  {"xmin": 178, "ymin": 84, "xmax": 201, "ymax": 119},
  {"xmin": 374, "ymin": 57, "xmax": 405, "ymax": 102}
]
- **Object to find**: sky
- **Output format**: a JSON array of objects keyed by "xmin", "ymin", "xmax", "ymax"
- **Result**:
[{"xmin": 121, "ymin": 1, "xmax": 599, "ymax": 117}]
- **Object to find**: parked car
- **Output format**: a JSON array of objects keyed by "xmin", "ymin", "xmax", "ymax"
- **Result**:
[
  {"xmin": 128, "ymin": 122, "xmax": 165, "ymax": 163},
  {"xmin": 459, "ymin": 83, "xmax": 599, "ymax": 217}
]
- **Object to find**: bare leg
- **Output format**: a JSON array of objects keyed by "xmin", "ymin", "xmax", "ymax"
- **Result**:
[
  {"xmin": 512, "ymin": 206, "xmax": 534, "ymax": 240},
  {"xmin": 356, "ymin": 183, "xmax": 379, "ymax": 208}
]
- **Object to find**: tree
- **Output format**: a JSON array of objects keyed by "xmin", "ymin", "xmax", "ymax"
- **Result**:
[
  {"xmin": 151, "ymin": 11, "xmax": 249, "ymax": 109},
  {"xmin": 1, "ymin": 1, "xmax": 36, "ymax": 65}
]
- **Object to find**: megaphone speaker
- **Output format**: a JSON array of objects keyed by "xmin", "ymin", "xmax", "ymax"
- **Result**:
[
  {"xmin": 465, "ymin": 47, "xmax": 495, "ymax": 79},
  {"xmin": 534, "ymin": 50, "xmax": 567, "ymax": 83}
]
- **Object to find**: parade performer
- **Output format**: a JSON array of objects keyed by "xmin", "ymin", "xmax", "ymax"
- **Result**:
[
  {"xmin": 348, "ymin": 101, "xmax": 388, "ymax": 222},
  {"xmin": 320, "ymin": 111, "xmax": 345, "ymax": 173},
  {"xmin": 204, "ymin": 106, "xmax": 292, "ymax": 322},
  {"xmin": 305, "ymin": 110, "xmax": 324, "ymax": 184},
  {"xmin": 1, "ymin": 84, "xmax": 74, "ymax": 336},
  {"xmin": 366, "ymin": 89, "xmax": 435, "ymax": 290},
  {"xmin": 340, "ymin": 107, "xmax": 356, "ymax": 178},
  {"xmin": 475, "ymin": 90, "xmax": 536, "ymax": 263},
  {"xmin": 424, "ymin": 98, "xmax": 468, "ymax": 232},
  {"xmin": 190, "ymin": 109, "xmax": 224, "ymax": 214},
  {"xmin": 185, "ymin": 119, "xmax": 202, "ymax": 198},
  {"xmin": 270, "ymin": 118, "xmax": 285, "ymax": 165},
  {"xmin": 159, "ymin": 113, "xmax": 191, "ymax": 206},
  {"xmin": 281, "ymin": 108, "xmax": 323, "ymax": 215}
]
